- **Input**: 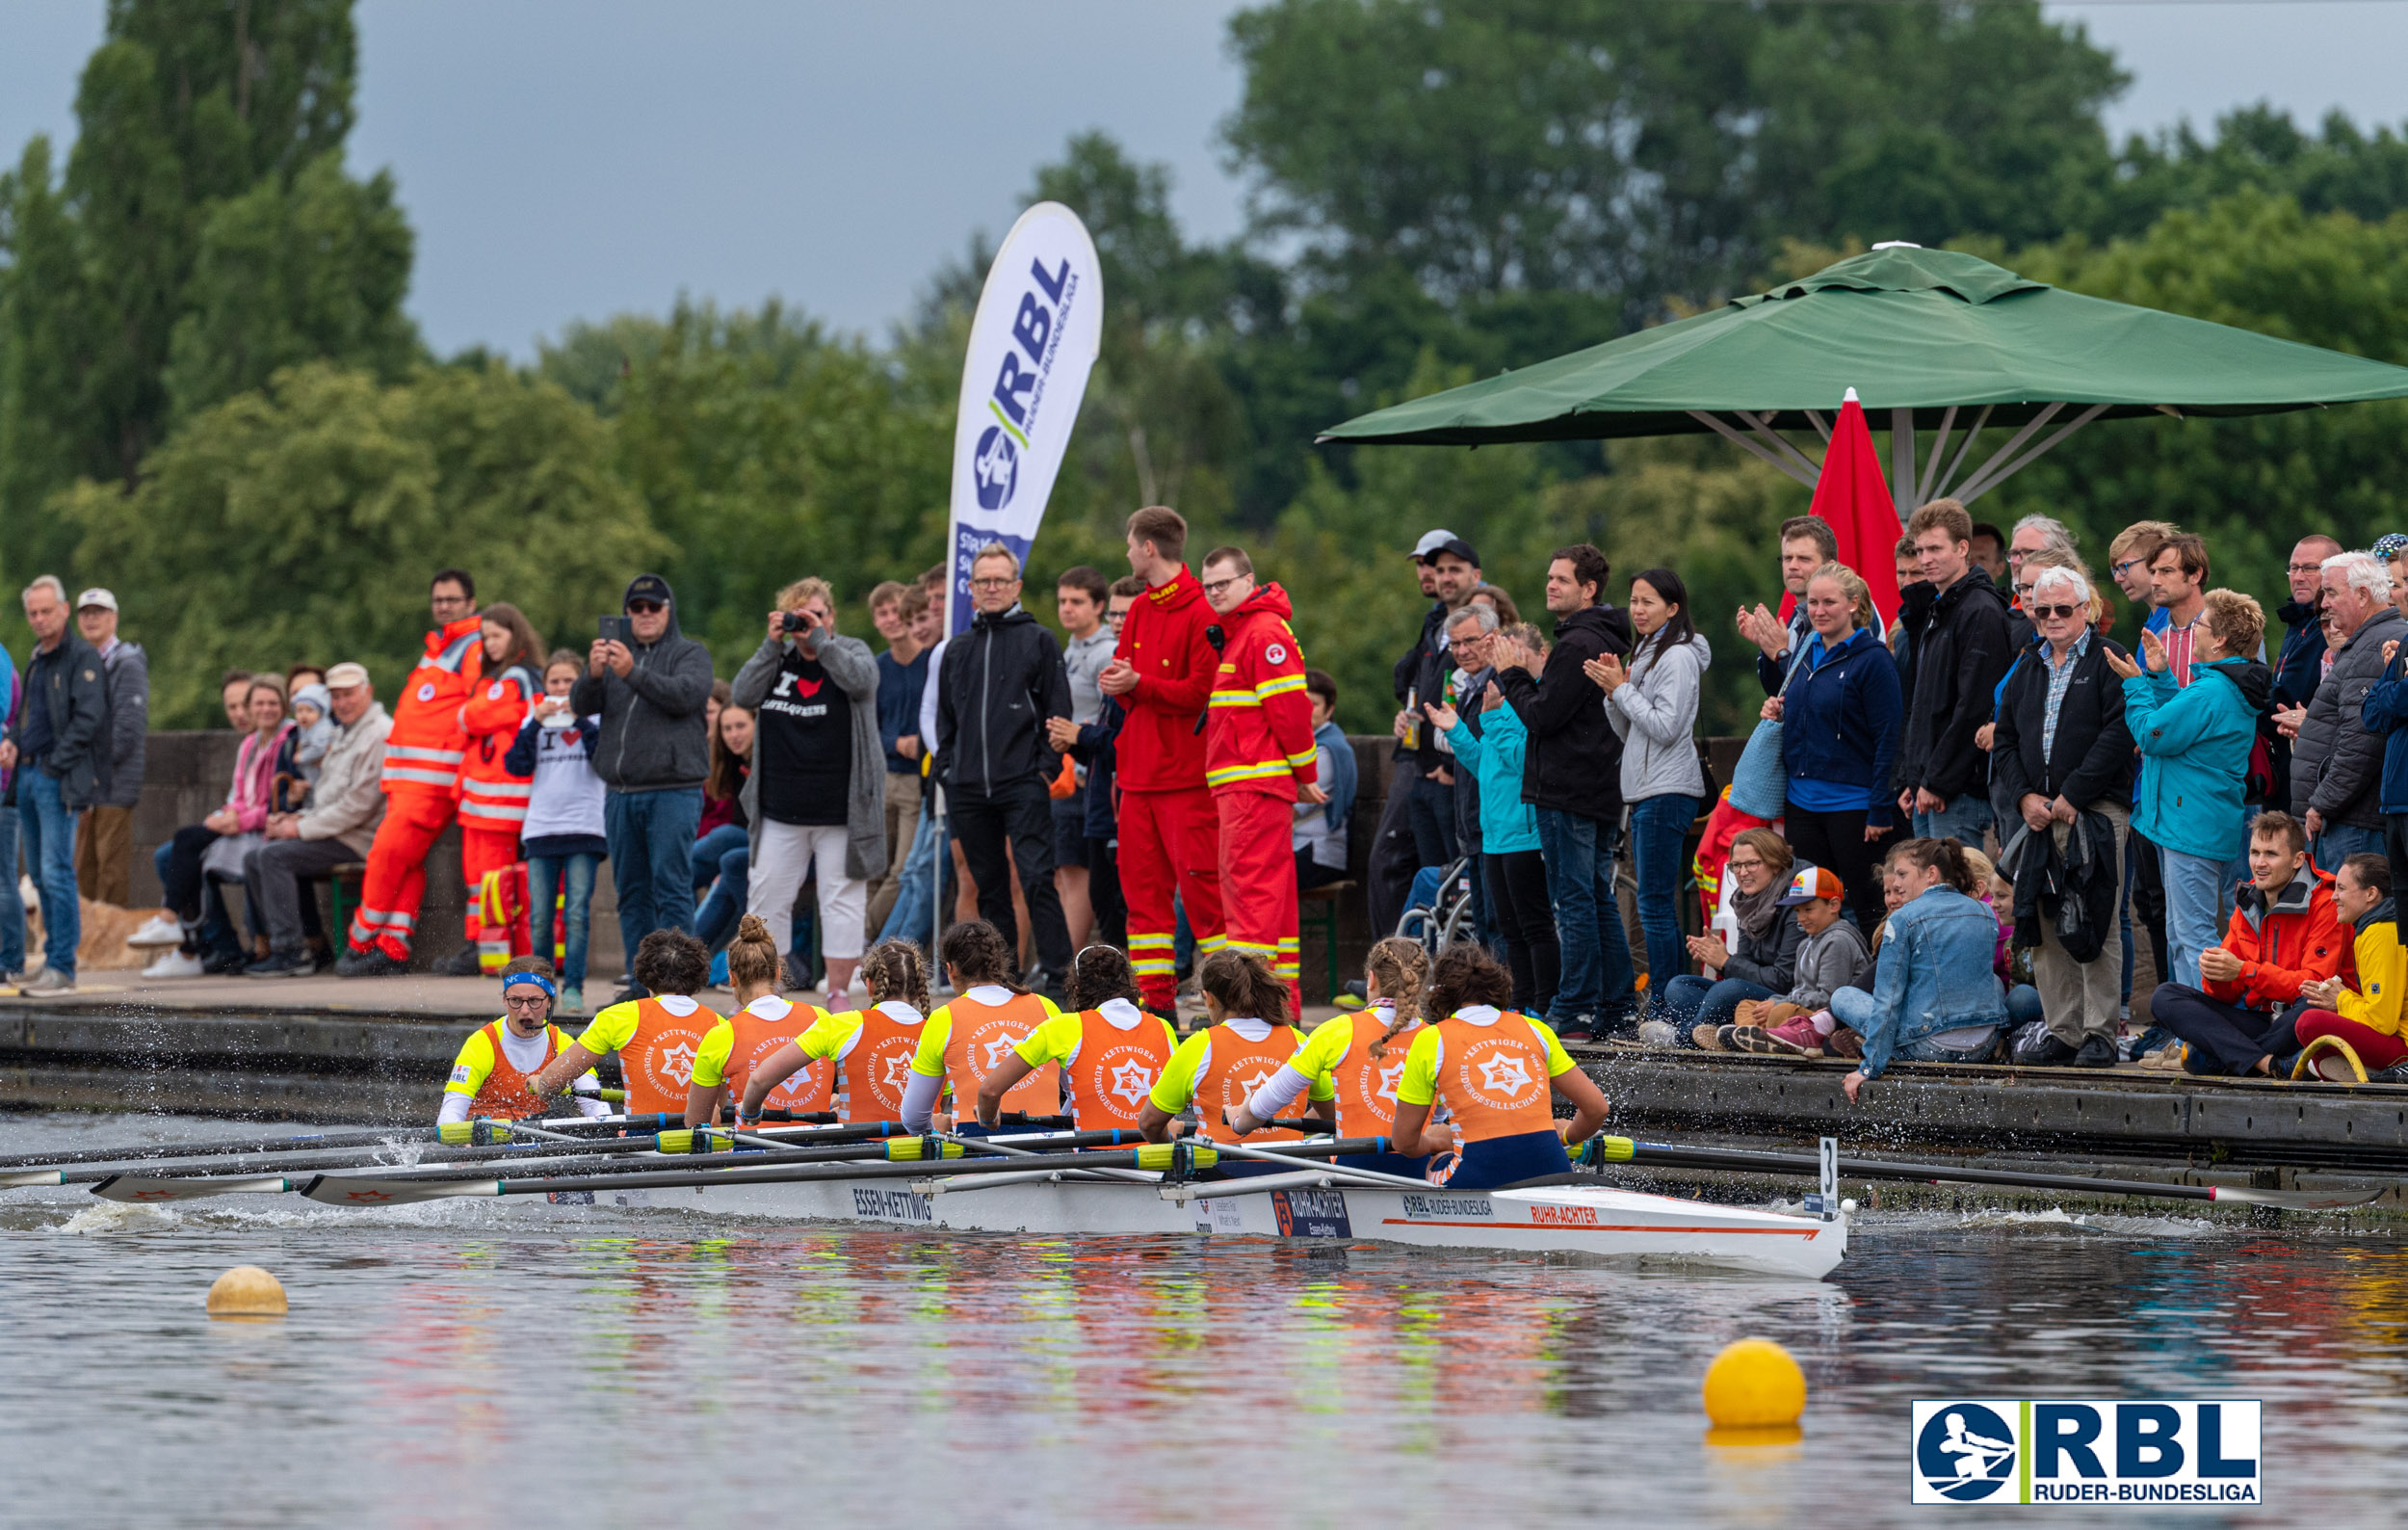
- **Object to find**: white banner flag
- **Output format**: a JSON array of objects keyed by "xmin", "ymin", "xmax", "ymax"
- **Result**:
[{"xmin": 944, "ymin": 200, "xmax": 1104, "ymax": 634}]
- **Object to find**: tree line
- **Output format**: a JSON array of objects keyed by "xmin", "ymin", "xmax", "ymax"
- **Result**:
[{"xmin": 9, "ymin": 0, "xmax": 2408, "ymax": 732}]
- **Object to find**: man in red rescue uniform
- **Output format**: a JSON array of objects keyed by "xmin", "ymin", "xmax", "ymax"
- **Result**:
[
  {"xmin": 1099, "ymin": 506, "xmax": 1224, "ymax": 1016},
  {"xmin": 1198, "ymin": 543, "xmax": 1322, "ymax": 1017},
  {"xmin": 338, "ymin": 568, "xmax": 484, "ymax": 977}
]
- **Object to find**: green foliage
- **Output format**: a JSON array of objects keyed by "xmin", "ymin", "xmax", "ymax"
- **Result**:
[{"xmin": 58, "ymin": 362, "xmax": 658, "ymax": 726}]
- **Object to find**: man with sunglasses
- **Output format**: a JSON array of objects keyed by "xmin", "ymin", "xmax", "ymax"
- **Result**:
[{"xmin": 572, "ymin": 573, "xmax": 716, "ymax": 1001}]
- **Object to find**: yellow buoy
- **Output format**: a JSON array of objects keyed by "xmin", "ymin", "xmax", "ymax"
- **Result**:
[
  {"xmin": 1701, "ymin": 1337, "xmax": 1804, "ymax": 1430},
  {"xmin": 206, "ymin": 1265, "xmax": 288, "ymax": 1318}
]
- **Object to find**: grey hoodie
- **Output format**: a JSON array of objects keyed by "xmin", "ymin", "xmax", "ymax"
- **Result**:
[
  {"xmin": 567, "ymin": 576, "xmax": 716, "ymax": 793},
  {"xmin": 1605, "ymin": 632, "xmax": 1709, "ymax": 804},
  {"xmin": 1783, "ymin": 915, "xmax": 1871, "ymax": 1012}
]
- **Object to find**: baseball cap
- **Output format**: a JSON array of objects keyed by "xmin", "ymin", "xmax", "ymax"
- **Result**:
[
  {"xmin": 1424, "ymin": 536, "xmax": 1480, "ymax": 568},
  {"xmin": 325, "ymin": 662, "xmax": 372, "ymax": 690},
  {"xmin": 1410, "ymin": 529, "xmax": 1460, "ymax": 560},
  {"xmin": 623, "ymin": 573, "xmax": 673, "ymax": 608},
  {"xmin": 1777, "ymin": 864, "xmax": 1845, "ymax": 907},
  {"xmin": 75, "ymin": 588, "xmax": 117, "ymax": 613}
]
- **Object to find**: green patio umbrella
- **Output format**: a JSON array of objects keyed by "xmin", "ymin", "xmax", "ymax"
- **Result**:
[{"xmin": 1317, "ymin": 245, "xmax": 2408, "ymax": 513}]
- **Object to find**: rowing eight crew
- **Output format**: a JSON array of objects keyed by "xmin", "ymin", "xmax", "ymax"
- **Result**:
[{"xmin": 447, "ymin": 920, "xmax": 1608, "ymax": 1194}]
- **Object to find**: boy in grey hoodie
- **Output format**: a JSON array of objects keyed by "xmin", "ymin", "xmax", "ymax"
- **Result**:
[{"xmin": 1696, "ymin": 865, "xmax": 1870, "ymax": 1054}]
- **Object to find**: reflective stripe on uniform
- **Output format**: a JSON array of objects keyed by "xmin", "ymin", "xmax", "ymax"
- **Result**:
[
  {"xmin": 1207, "ymin": 691, "xmax": 1262, "ymax": 708},
  {"xmin": 1206, "ymin": 760, "xmax": 1296, "ymax": 788},
  {"xmin": 1255, "ymin": 674, "xmax": 1307, "ymax": 699},
  {"xmin": 380, "ymin": 766, "xmax": 458, "ymax": 787},
  {"xmin": 383, "ymin": 744, "xmax": 465, "ymax": 764},
  {"xmin": 461, "ymin": 779, "xmax": 535, "ymax": 797}
]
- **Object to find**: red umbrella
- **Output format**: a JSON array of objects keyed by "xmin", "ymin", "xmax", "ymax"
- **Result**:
[{"xmin": 1809, "ymin": 389, "xmax": 1904, "ymax": 624}]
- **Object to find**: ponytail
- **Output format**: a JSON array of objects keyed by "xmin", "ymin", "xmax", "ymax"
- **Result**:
[
  {"xmin": 726, "ymin": 914, "xmax": 781, "ymax": 991},
  {"xmin": 1364, "ymin": 936, "xmax": 1429, "ymax": 1058},
  {"xmin": 1198, "ymin": 948, "xmax": 1291, "ymax": 1029}
]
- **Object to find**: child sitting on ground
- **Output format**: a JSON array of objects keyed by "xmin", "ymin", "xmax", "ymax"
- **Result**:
[{"xmin": 1695, "ymin": 865, "xmax": 1869, "ymax": 1054}]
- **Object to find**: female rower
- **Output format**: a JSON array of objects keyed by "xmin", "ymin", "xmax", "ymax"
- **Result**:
[
  {"xmin": 1227, "ymin": 936, "xmax": 1438, "ymax": 1175},
  {"xmin": 685, "ymin": 915, "xmax": 827, "ymax": 1128},
  {"xmin": 975, "ymin": 945, "xmax": 1176, "ymax": 1131},
  {"xmin": 437, "ymin": 954, "xmax": 610, "ymax": 1123},
  {"xmin": 1138, "ymin": 949, "xmax": 1334, "ymax": 1162},
  {"xmin": 525, "ymin": 930, "xmax": 718, "ymax": 1117},
  {"xmin": 1388, "ymin": 943, "xmax": 1610, "ymax": 1188},
  {"xmin": 900, "ymin": 921, "xmax": 1061, "ymax": 1132},
  {"xmin": 738, "ymin": 939, "xmax": 932, "ymax": 1126}
]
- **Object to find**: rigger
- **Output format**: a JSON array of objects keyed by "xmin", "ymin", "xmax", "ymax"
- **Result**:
[
  {"xmin": 1200, "ymin": 545, "xmax": 1320, "ymax": 1016},
  {"xmin": 347, "ymin": 571, "xmax": 484, "ymax": 968}
]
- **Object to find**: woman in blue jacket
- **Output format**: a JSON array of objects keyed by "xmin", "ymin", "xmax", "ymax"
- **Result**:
[
  {"xmin": 1426, "ymin": 662, "xmax": 1555, "ymax": 1016},
  {"xmin": 2105, "ymin": 590, "xmax": 2269, "ymax": 989},
  {"xmin": 1837, "ymin": 836, "xmax": 2008, "ymax": 1099},
  {"xmin": 1762, "ymin": 564, "xmax": 1902, "ymax": 930}
]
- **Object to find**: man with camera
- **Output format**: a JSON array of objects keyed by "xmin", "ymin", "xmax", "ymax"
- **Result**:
[
  {"xmin": 730, "ymin": 578, "xmax": 884, "ymax": 1002},
  {"xmin": 937, "ymin": 542, "xmax": 1076, "ymax": 993},
  {"xmin": 571, "ymin": 572, "xmax": 715, "ymax": 1001}
]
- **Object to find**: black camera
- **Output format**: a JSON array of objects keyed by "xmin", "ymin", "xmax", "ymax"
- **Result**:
[{"xmin": 781, "ymin": 611, "xmax": 812, "ymax": 633}]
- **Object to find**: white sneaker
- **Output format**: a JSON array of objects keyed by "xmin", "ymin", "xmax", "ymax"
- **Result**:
[
  {"xmin": 18, "ymin": 968, "xmax": 75, "ymax": 994},
  {"xmin": 143, "ymin": 948, "xmax": 206, "ymax": 979},
  {"xmin": 127, "ymin": 915, "xmax": 184, "ymax": 947}
]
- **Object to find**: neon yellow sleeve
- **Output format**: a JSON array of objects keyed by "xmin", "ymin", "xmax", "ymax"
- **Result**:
[
  {"xmin": 688, "ymin": 1019, "xmax": 736, "ymax": 1090},
  {"xmin": 1394, "ymin": 1026, "xmax": 1442, "ymax": 1108},
  {"xmin": 1013, "ymin": 1012, "xmax": 1084, "ymax": 1068},
  {"xmin": 443, "ymin": 1027, "xmax": 498, "ymax": 1098},
  {"xmin": 1146, "ymin": 1032, "xmax": 1213, "ymax": 1115},
  {"xmin": 1527, "ymin": 1016, "xmax": 1578, "ymax": 1077},
  {"xmin": 1292, "ymin": 1016, "xmax": 1355, "ymax": 1081},
  {"xmin": 576, "ymin": 1001, "xmax": 643, "ymax": 1057},
  {"xmin": 910, "ymin": 1004, "xmax": 955, "ymax": 1079},
  {"xmin": 798, "ymin": 1010, "xmax": 864, "ymax": 1062}
]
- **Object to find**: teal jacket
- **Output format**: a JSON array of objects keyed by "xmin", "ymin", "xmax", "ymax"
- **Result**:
[
  {"xmin": 2122, "ymin": 656, "xmax": 2271, "ymax": 862},
  {"xmin": 1445, "ymin": 708, "xmax": 1540, "ymax": 855}
]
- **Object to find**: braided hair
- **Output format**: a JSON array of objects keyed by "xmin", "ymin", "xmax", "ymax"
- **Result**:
[
  {"xmin": 938, "ymin": 919, "xmax": 1023, "ymax": 992},
  {"xmin": 858, "ymin": 938, "xmax": 930, "ymax": 1013},
  {"xmin": 1197, "ymin": 948, "xmax": 1292, "ymax": 1028},
  {"xmin": 1364, "ymin": 936, "xmax": 1429, "ymax": 1058}
]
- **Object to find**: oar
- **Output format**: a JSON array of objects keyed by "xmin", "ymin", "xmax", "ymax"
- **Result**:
[
  {"xmin": 927, "ymin": 1130, "xmax": 1157, "ymax": 1188},
  {"xmin": 297, "ymin": 1137, "xmax": 1392, "ymax": 1207},
  {"xmin": 1585, "ymin": 1137, "xmax": 2382, "ymax": 1212}
]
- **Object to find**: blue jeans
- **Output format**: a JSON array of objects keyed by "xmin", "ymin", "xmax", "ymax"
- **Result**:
[
  {"xmin": 527, "ymin": 851, "xmax": 601, "ymax": 988},
  {"xmin": 1534, "ymin": 806, "xmax": 1636, "ymax": 1028},
  {"xmin": 691, "ymin": 823, "xmax": 748, "ymax": 895},
  {"xmin": 1828, "ymin": 986, "xmax": 2002, "ymax": 1067},
  {"xmin": 2313, "ymin": 821, "xmax": 2383, "ymax": 876},
  {"xmin": 2159, "ymin": 846, "xmax": 2226, "ymax": 990},
  {"xmin": 0, "ymin": 805, "xmax": 21, "ymax": 973},
  {"xmin": 692, "ymin": 825, "xmax": 750, "ymax": 950},
  {"xmin": 603, "ymin": 788, "xmax": 702, "ymax": 968},
  {"xmin": 876, "ymin": 803, "xmax": 945, "ymax": 948},
  {"xmin": 18, "ymin": 769, "xmax": 77, "ymax": 978},
  {"xmin": 1628, "ymin": 793, "xmax": 1698, "ymax": 996},
  {"xmin": 1661, "ymin": 973, "xmax": 1775, "ymax": 1034},
  {"xmin": 2006, "ymin": 982, "xmax": 2044, "ymax": 1031},
  {"xmin": 1911, "ymin": 791, "xmax": 1994, "ymax": 845}
]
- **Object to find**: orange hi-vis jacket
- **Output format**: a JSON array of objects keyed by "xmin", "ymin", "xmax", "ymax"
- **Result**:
[
  {"xmin": 1426, "ymin": 1013, "xmax": 1557, "ymax": 1143},
  {"xmin": 467, "ymin": 1019, "xmax": 563, "ymax": 1121},
  {"xmin": 943, "ymin": 991, "xmax": 1060, "ymax": 1120},
  {"xmin": 1204, "ymin": 582, "xmax": 1316, "ymax": 800},
  {"xmin": 1328, "ymin": 1011, "xmax": 1418, "ymax": 1138},
  {"xmin": 457, "ymin": 661, "xmax": 538, "ymax": 831},
  {"xmin": 840, "ymin": 1005, "xmax": 928, "ymax": 1124},
  {"xmin": 727, "ymin": 995, "xmax": 831, "ymax": 1115},
  {"xmin": 382, "ymin": 615, "xmax": 486, "ymax": 795},
  {"xmin": 1064, "ymin": 1008, "xmax": 1176, "ymax": 1130}
]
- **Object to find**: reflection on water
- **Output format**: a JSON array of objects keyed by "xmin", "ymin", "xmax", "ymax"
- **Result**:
[{"xmin": 3, "ymin": 1113, "xmax": 2403, "ymax": 1528}]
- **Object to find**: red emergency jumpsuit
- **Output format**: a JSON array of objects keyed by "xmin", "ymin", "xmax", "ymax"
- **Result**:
[
  {"xmin": 456, "ymin": 661, "xmax": 539, "ymax": 972},
  {"xmin": 1205, "ymin": 582, "xmax": 1318, "ymax": 1017},
  {"xmin": 351, "ymin": 616, "xmax": 484, "ymax": 962},
  {"xmin": 1112, "ymin": 567, "xmax": 1225, "ymax": 1011}
]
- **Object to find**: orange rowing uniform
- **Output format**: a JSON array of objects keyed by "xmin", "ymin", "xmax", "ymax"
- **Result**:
[
  {"xmin": 1425, "ymin": 1012, "xmax": 1557, "ymax": 1142},
  {"xmin": 1196, "ymin": 1023, "xmax": 1309, "ymax": 1143},
  {"xmin": 591, "ymin": 995, "xmax": 720, "ymax": 1117},
  {"xmin": 841, "ymin": 1004, "xmax": 928, "ymax": 1123},
  {"xmin": 727, "ymin": 995, "xmax": 830, "ymax": 1114},
  {"xmin": 1329, "ymin": 1011, "xmax": 1419, "ymax": 1138},
  {"xmin": 943, "ymin": 992, "xmax": 1060, "ymax": 1120},
  {"xmin": 468, "ymin": 1019, "xmax": 563, "ymax": 1121},
  {"xmin": 1064, "ymin": 1008, "xmax": 1176, "ymax": 1130}
]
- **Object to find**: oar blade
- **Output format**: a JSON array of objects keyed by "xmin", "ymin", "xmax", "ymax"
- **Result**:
[
  {"xmin": 90, "ymin": 1174, "xmax": 292, "ymax": 1203},
  {"xmin": 2208, "ymin": 1184, "xmax": 2385, "ymax": 1211},
  {"xmin": 301, "ymin": 1175, "xmax": 501, "ymax": 1207}
]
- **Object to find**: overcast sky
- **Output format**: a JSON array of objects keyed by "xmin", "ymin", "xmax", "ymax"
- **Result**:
[{"xmin": 4, "ymin": 1, "xmax": 2405, "ymax": 357}]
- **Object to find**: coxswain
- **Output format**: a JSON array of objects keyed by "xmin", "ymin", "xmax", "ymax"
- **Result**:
[
  {"xmin": 1138, "ymin": 949, "xmax": 1333, "ymax": 1168},
  {"xmin": 685, "ymin": 915, "xmax": 826, "ymax": 1128},
  {"xmin": 976, "ymin": 945, "xmax": 1175, "ymax": 1131},
  {"xmin": 524, "ymin": 930, "xmax": 717, "ymax": 1117},
  {"xmin": 899, "ymin": 920, "xmax": 1061, "ymax": 1132},
  {"xmin": 1386, "ymin": 944, "xmax": 1610, "ymax": 1189},
  {"xmin": 1227, "ymin": 936, "xmax": 1436, "ymax": 1176},
  {"xmin": 738, "ymin": 939, "xmax": 931, "ymax": 1126},
  {"xmin": 437, "ymin": 955, "xmax": 609, "ymax": 1123}
]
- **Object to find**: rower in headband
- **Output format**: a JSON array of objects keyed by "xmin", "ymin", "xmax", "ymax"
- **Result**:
[{"xmin": 438, "ymin": 954, "xmax": 609, "ymax": 1124}]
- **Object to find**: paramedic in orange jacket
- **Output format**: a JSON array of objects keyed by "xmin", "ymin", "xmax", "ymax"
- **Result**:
[
  {"xmin": 1199, "ymin": 545, "xmax": 1322, "ymax": 1017},
  {"xmin": 340, "ymin": 568, "xmax": 484, "ymax": 977},
  {"xmin": 452, "ymin": 603, "xmax": 545, "ymax": 974},
  {"xmin": 1100, "ymin": 506, "xmax": 1225, "ymax": 1015}
]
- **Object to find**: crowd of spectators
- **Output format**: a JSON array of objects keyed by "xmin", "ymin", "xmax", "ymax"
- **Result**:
[{"xmin": 9, "ymin": 494, "xmax": 2408, "ymax": 1092}]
